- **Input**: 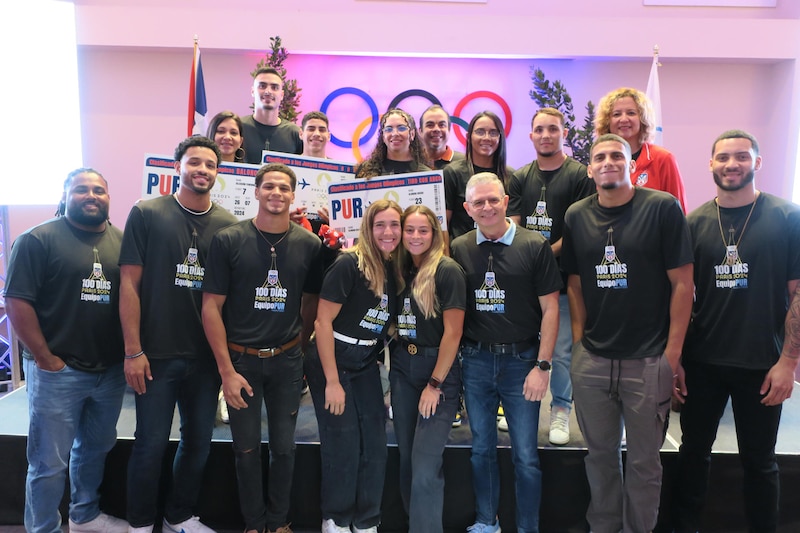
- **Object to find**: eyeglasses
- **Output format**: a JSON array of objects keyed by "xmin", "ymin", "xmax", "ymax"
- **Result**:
[
  {"xmin": 383, "ymin": 125, "xmax": 410, "ymax": 134},
  {"xmin": 468, "ymin": 197, "xmax": 505, "ymax": 209},
  {"xmin": 473, "ymin": 128, "xmax": 501, "ymax": 139}
]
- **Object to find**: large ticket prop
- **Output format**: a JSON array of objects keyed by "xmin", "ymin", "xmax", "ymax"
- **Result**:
[
  {"xmin": 261, "ymin": 151, "xmax": 355, "ymax": 221},
  {"xmin": 143, "ymin": 153, "xmax": 356, "ymax": 221},
  {"xmin": 327, "ymin": 171, "xmax": 446, "ymax": 242}
]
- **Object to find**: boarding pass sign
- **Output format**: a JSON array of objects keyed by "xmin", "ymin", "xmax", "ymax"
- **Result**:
[{"xmin": 327, "ymin": 171, "xmax": 447, "ymax": 242}]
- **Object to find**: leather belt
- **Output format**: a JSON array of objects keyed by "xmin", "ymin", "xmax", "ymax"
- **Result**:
[
  {"xmin": 398, "ymin": 338, "xmax": 439, "ymax": 357},
  {"xmin": 333, "ymin": 331, "xmax": 378, "ymax": 346},
  {"xmin": 228, "ymin": 335, "xmax": 301, "ymax": 358},
  {"xmin": 462, "ymin": 337, "xmax": 536, "ymax": 355}
]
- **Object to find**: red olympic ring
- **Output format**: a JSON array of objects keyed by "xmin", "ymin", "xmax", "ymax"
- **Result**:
[{"xmin": 451, "ymin": 91, "xmax": 513, "ymax": 146}]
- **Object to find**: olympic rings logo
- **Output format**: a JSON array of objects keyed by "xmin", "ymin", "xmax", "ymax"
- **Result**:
[{"xmin": 320, "ymin": 88, "xmax": 513, "ymax": 160}]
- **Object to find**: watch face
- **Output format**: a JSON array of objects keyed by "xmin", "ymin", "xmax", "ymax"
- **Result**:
[{"xmin": 537, "ymin": 360, "xmax": 552, "ymax": 371}]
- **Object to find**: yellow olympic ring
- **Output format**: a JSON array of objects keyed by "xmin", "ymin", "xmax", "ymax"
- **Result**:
[{"xmin": 351, "ymin": 116, "xmax": 374, "ymax": 163}]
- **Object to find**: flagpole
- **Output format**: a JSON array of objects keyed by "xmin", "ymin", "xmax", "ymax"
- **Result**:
[
  {"xmin": 646, "ymin": 44, "xmax": 663, "ymax": 146},
  {"xmin": 188, "ymin": 37, "xmax": 198, "ymax": 137}
]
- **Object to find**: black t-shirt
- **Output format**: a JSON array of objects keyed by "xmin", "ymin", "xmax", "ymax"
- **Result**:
[
  {"xmin": 507, "ymin": 157, "xmax": 594, "ymax": 244},
  {"xmin": 396, "ymin": 257, "xmax": 466, "ymax": 346},
  {"xmin": 240, "ymin": 115, "xmax": 303, "ymax": 164},
  {"xmin": 684, "ymin": 193, "xmax": 800, "ymax": 369},
  {"xmin": 321, "ymin": 252, "xmax": 397, "ymax": 340},
  {"xmin": 203, "ymin": 220, "xmax": 323, "ymax": 346},
  {"xmin": 444, "ymin": 159, "xmax": 515, "ymax": 240},
  {"xmin": 561, "ymin": 188, "xmax": 692, "ymax": 359},
  {"xmin": 432, "ymin": 150, "xmax": 465, "ymax": 170},
  {"xmin": 451, "ymin": 224, "xmax": 562, "ymax": 344},
  {"xmin": 5, "ymin": 218, "xmax": 124, "ymax": 372},
  {"xmin": 119, "ymin": 195, "xmax": 237, "ymax": 359}
]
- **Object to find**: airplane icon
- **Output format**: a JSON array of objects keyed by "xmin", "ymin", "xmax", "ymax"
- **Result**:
[{"xmin": 299, "ymin": 178, "xmax": 310, "ymax": 189}]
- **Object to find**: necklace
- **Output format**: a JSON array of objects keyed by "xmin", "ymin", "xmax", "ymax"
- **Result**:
[
  {"xmin": 252, "ymin": 219, "xmax": 289, "ymax": 258},
  {"xmin": 716, "ymin": 192, "xmax": 759, "ymax": 250},
  {"xmin": 173, "ymin": 194, "xmax": 212, "ymax": 216}
]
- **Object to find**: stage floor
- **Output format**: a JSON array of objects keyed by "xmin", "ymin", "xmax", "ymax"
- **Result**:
[{"xmin": 2, "ymin": 378, "xmax": 800, "ymax": 454}]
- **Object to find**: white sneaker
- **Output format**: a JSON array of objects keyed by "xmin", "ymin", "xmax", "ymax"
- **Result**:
[
  {"xmin": 352, "ymin": 527, "xmax": 378, "ymax": 533},
  {"xmin": 69, "ymin": 512, "xmax": 129, "ymax": 533},
  {"xmin": 128, "ymin": 526, "xmax": 154, "ymax": 533},
  {"xmin": 321, "ymin": 518, "xmax": 350, "ymax": 533},
  {"xmin": 549, "ymin": 406, "xmax": 571, "ymax": 445},
  {"xmin": 497, "ymin": 415, "xmax": 508, "ymax": 432},
  {"xmin": 163, "ymin": 516, "xmax": 216, "ymax": 533},
  {"xmin": 218, "ymin": 389, "xmax": 229, "ymax": 424}
]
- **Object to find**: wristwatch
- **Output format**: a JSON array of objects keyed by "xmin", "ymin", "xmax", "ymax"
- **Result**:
[
  {"xmin": 428, "ymin": 376, "xmax": 443, "ymax": 389},
  {"xmin": 534, "ymin": 360, "xmax": 552, "ymax": 371}
]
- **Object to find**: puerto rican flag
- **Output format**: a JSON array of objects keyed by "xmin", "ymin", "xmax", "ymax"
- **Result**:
[{"xmin": 188, "ymin": 40, "xmax": 208, "ymax": 137}]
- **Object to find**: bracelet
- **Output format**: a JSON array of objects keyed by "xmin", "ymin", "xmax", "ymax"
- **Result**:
[{"xmin": 125, "ymin": 350, "xmax": 144, "ymax": 360}]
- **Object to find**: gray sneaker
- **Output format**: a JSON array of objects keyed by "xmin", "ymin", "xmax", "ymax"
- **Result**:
[{"xmin": 69, "ymin": 512, "xmax": 129, "ymax": 533}]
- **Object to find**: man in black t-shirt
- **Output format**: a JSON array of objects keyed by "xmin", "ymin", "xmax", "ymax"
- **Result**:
[
  {"xmin": 120, "ymin": 136, "xmax": 237, "ymax": 533},
  {"xmin": 561, "ymin": 134, "xmax": 693, "ymax": 533},
  {"xmin": 5, "ymin": 169, "xmax": 129, "ymax": 533},
  {"xmin": 203, "ymin": 163, "xmax": 323, "ymax": 533},
  {"xmin": 241, "ymin": 67, "xmax": 303, "ymax": 165},
  {"xmin": 451, "ymin": 172, "xmax": 561, "ymax": 533},
  {"xmin": 672, "ymin": 130, "xmax": 800, "ymax": 533},
  {"xmin": 508, "ymin": 108, "xmax": 595, "ymax": 446}
]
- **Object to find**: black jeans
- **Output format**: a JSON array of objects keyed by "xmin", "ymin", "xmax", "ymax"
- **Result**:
[
  {"xmin": 228, "ymin": 345, "xmax": 304, "ymax": 532},
  {"xmin": 305, "ymin": 339, "xmax": 388, "ymax": 530},
  {"xmin": 674, "ymin": 361, "xmax": 782, "ymax": 533}
]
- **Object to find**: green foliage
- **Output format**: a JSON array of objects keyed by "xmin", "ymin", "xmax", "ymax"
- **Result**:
[
  {"xmin": 529, "ymin": 66, "xmax": 595, "ymax": 165},
  {"xmin": 251, "ymin": 36, "xmax": 302, "ymax": 123}
]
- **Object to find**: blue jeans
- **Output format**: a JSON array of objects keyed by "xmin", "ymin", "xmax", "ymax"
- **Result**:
[
  {"xmin": 228, "ymin": 345, "xmax": 304, "ymax": 532},
  {"xmin": 389, "ymin": 344, "xmax": 461, "ymax": 533},
  {"xmin": 461, "ymin": 343, "xmax": 542, "ymax": 533},
  {"xmin": 126, "ymin": 357, "xmax": 220, "ymax": 527},
  {"xmin": 305, "ymin": 339, "xmax": 387, "ymax": 530},
  {"xmin": 23, "ymin": 358, "xmax": 126, "ymax": 533},
  {"xmin": 674, "ymin": 361, "xmax": 781, "ymax": 533},
  {"xmin": 550, "ymin": 293, "xmax": 573, "ymax": 410}
]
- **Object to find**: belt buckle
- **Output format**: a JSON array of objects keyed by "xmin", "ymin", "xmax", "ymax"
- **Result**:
[
  {"xmin": 407, "ymin": 343, "xmax": 418, "ymax": 355},
  {"xmin": 258, "ymin": 347, "xmax": 277, "ymax": 358}
]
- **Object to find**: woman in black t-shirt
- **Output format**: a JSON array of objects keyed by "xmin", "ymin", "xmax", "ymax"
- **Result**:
[
  {"xmin": 306, "ymin": 199, "xmax": 403, "ymax": 533},
  {"xmin": 391, "ymin": 205, "xmax": 466, "ymax": 533}
]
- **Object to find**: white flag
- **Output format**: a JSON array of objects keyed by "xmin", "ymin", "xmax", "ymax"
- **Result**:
[{"xmin": 646, "ymin": 53, "xmax": 663, "ymax": 146}]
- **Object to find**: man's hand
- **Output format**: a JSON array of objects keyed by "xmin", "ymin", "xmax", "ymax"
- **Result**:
[
  {"xmin": 125, "ymin": 354, "xmax": 152, "ymax": 394},
  {"xmin": 523, "ymin": 367, "xmax": 549, "ymax": 402},
  {"xmin": 221, "ymin": 372, "xmax": 254, "ymax": 410},
  {"xmin": 761, "ymin": 356, "xmax": 796, "ymax": 406}
]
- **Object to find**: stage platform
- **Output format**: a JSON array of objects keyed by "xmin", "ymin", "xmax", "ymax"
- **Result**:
[{"xmin": 2, "ymin": 383, "xmax": 800, "ymax": 532}]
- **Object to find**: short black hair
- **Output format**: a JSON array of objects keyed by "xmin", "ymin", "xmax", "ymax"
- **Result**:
[
  {"xmin": 712, "ymin": 129, "xmax": 760, "ymax": 157},
  {"xmin": 173, "ymin": 136, "xmax": 221, "ymax": 164},
  {"xmin": 255, "ymin": 163, "xmax": 297, "ymax": 191}
]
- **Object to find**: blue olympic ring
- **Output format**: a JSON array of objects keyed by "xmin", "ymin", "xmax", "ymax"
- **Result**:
[{"xmin": 320, "ymin": 87, "xmax": 380, "ymax": 149}]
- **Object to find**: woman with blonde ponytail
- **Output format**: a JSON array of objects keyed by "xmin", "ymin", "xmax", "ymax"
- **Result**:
[{"xmin": 390, "ymin": 204, "xmax": 466, "ymax": 533}]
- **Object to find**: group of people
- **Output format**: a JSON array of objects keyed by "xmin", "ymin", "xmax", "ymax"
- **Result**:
[{"xmin": 4, "ymin": 65, "xmax": 799, "ymax": 533}]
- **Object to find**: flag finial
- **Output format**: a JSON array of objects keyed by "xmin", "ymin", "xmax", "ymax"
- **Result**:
[
  {"xmin": 653, "ymin": 45, "xmax": 661, "ymax": 67},
  {"xmin": 193, "ymin": 34, "xmax": 199, "ymax": 45}
]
